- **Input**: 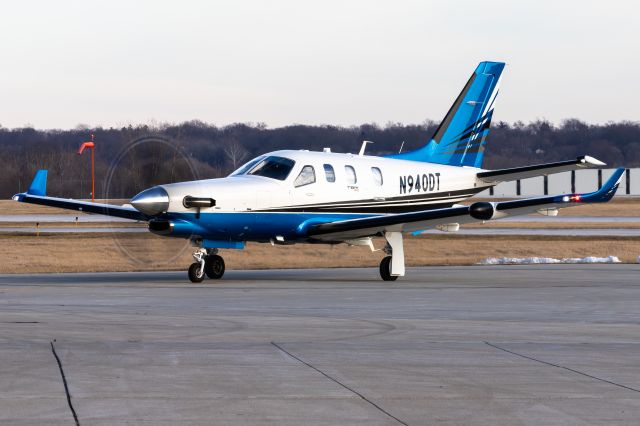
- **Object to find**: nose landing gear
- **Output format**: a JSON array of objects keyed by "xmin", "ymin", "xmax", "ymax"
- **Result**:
[
  {"xmin": 188, "ymin": 248, "xmax": 225, "ymax": 283},
  {"xmin": 379, "ymin": 256, "xmax": 397, "ymax": 281},
  {"xmin": 204, "ymin": 254, "xmax": 225, "ymax": 279}
]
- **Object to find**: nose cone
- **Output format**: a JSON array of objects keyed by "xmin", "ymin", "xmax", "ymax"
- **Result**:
[{"xmin": 130, "ymin": 186, "xmax": 169, "ymax": 216}]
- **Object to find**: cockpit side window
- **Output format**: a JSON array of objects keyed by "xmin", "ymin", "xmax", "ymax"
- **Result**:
[
  {"xmin": 323, "ymin": 164, "xmax": 335, "ymax": 182},
  {"xmin": 294, "ymin": 165, "xmax": 316, "ymax": 187},
  {"xmin": 345, "ymin": 165, "xmax": 357, "ymax": 184},
  {"xmin": 245, "ymin": 156, "xmax": 296, "ymax": 181}
]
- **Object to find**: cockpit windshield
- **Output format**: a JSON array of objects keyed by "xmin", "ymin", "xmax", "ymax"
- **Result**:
[
  {"xmin": 230, "ymin": 156, "xmax": 266, "ymax": 176},
  {"xmin": 231, "ymin": 156, "xmax": 296, "ymax": 181}
]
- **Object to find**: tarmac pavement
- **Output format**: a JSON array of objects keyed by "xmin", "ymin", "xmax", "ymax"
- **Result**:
[{"xmin": 1, "ymin": 265, "xmax": 640, "ymax": 425}]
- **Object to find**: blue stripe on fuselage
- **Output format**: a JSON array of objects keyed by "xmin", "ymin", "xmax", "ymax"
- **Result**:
[{"xmin": 162, "ymin": 211, "xmax": 375, "ymax": 242}]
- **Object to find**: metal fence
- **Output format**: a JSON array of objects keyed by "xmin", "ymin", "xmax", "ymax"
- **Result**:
[{"xmin": 477, "ymin": 168, "xmax": 640, "ymax": 197}]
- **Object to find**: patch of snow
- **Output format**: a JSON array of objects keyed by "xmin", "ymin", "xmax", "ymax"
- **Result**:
[{"xmin": 479, "ymin": 256, "xmax": 621, "ymax": 265}]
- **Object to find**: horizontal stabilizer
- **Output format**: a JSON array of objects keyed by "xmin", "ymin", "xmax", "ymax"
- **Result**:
[{"xmin": 477, "ymin": 156, "xmax": 605, "ymax": 183}]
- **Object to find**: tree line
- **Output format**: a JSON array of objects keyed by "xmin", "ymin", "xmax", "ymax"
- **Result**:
[{"xmin": 0, "ymin": 119, "xmax": 638, "ymax": 199}]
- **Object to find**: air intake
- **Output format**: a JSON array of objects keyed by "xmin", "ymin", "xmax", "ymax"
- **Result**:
[{"xmin": 148, "ymin": 219, "xmax": 172, "ymax": 235}]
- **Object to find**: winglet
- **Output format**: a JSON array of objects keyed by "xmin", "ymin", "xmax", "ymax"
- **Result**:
[
  {"xmin": 27, "ymin": 170, "xmax": 48, "ymax": 196},
  {"xmin": 558, "ymin": 167, "xmax": 625, "ymax": 204}
]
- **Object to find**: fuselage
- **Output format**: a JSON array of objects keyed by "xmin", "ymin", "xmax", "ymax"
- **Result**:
[{"xmin": 133, "ymin": 150, "xmax": 492, "ymax": 244}]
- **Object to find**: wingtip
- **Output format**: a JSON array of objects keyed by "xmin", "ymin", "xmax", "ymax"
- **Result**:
[
  {"xmin": 578, "ymin": 167, "xmax": 625, "ymax": 203},
  {"xmin": 581, "ymin": 155, "xmax": 606, "ymax": 167},
  {"xmin": 610, "ymin": 167, "xmax": 626, "ymax": 186}
]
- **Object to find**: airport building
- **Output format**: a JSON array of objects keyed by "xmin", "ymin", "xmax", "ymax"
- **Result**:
[{"xmin": 478, "ymin": 168, "xmax": 640, "ymax": 197}]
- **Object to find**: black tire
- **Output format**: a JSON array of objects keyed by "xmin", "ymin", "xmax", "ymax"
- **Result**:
[
  {"xmin": 204, "ymin": 255, "xmax": 225, "ymax": 279},
  {"xmin": 188, "ymin": 262, "xmax": 205, "ymax": 283},
  {"xmin": 379, "ymin": 256, "xmax": 398, "ymax": 281}
]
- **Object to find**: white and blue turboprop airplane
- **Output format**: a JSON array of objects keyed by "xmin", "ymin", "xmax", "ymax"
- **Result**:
[{"xmin": 13, "ymin": 61, "xmax": 624, "ymax": 282}]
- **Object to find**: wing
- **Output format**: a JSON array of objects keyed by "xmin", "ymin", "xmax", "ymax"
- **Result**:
[
  {"xmin": 306, "ymin": 167, "xmax": 624, "ymax": 242},
  {"xmin": 12, "ymin": 170, "xmax": 147, "ymax": 221},
  {"xmin": 477, "ymin": 155, "xmax": 605, "ymax": 183}
]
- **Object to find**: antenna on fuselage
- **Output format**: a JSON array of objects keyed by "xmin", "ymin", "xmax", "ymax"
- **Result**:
[
  {"xmin": 359, "ymin": 140, "xmax": 373, "ymax": 156},
  {"xmin": 398, "ymin": 141, "xmax": 405, "ymax": 153}
]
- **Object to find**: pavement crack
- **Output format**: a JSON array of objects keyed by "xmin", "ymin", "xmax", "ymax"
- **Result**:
[
  {"xmin": 485, "ymin": 341, "xmax": 640, "ymax": 394},
  {"xmin": 271, "ymin": 342, "xmax": 408, "ymax": 426},
  {"xmin": 50, "ymin": 341, "xmax": 80, "ymax": 426}
]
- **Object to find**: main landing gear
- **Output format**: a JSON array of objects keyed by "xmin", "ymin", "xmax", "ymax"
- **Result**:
[
  {"xmin": 379, "ymin": 256, "xmax": 397, "ymax": 281},
  {"xmin": 379, "ymin": 231, "xmax": 405, "ymax": 281},
  {"xmin": 188, "ymin": 248, "xmax": 225, "ymax": 283}
]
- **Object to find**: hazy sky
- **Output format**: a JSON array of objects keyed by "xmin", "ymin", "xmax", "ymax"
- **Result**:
[{"xmin": 1, "ymin": 0, "xmax": 638, "ymax": 129}]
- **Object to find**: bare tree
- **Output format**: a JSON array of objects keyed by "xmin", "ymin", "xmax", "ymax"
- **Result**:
[{"xmin": 222, "ymin": 139, "xmax": 248, "ymax": 170}]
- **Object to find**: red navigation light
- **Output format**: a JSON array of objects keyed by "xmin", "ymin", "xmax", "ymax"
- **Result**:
[{"xmin": 570, "ymin": 195, "xmax": 581, "ymax": 202}]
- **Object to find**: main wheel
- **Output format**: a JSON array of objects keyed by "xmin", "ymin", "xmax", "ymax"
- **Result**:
[
  {"xmin": 379, "ymin": 256, "xmax": 398, "ymax": 281},
  {"xmin": 205, "ymin": 255, "xmax": 225, "ymax": 279},
  {"xmin": 188, "ymin": 262, "xmax": 205, "ymax": 283}
]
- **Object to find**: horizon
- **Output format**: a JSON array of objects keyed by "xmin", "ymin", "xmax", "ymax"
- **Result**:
[{"xmin": 2, "ymin": 117, "xmax": 639, "ymax": 133}]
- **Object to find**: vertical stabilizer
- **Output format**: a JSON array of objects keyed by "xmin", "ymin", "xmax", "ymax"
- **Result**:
[{"xmin": 388, "ymin": 61, "xmax": 505, "ymax": 168}]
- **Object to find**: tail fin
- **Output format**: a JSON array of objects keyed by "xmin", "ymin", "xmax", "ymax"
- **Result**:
[{"xmin": 388, "ymin": 61, "xmax": 505, "ymax": 168}]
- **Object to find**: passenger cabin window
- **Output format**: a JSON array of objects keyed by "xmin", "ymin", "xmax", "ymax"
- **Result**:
[
  {"xmin": 245, "ymin": 156, "xmax": 295, "ymax": 181},
  {"xmin": 294, "ymin": 165, "xmax": 316, "ymax": 187},
  {"xmin": 371, "ymin": 167, "xmax": 383, "ymax": 186},
  {"xmin": 323, "ymin": 164, "xmax": 335, "ymax": 182},
  {"xmin": 345, "ymin": 165, "xmax": 357, "ymax": 184}
]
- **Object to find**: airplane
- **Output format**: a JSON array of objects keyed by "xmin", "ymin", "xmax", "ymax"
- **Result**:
[{"xmin": 13, "ymin": 61, "xmax": 625, "ymax": 282}]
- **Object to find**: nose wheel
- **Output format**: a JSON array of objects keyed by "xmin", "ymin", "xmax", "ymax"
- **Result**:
[
  {"xmin": 188, "ymin": 262, "xmax": 205, "ymax": 283},
  {"xmin": 188, "ymin": 249, "xmax": 225, "ymax": 283}
]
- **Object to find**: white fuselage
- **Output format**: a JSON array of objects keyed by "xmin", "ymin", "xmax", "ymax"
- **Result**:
[{"xmin": 157, "ymin": 150, "xmax": 490, "ymax": 215}]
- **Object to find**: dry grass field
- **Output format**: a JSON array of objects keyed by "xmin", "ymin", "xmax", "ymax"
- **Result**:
[
  {"xmin": 1, "ymin": 197, "xmax": 639, "ymax": 274},
  {"xmin": 0, "ymin": 233, "xmax": 639, "ymax": 274}
]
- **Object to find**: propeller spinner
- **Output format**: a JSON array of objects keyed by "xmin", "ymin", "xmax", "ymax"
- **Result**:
[{"xmin": 130, "ymin": 186, "xmax": 169, "ymax": 215}]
